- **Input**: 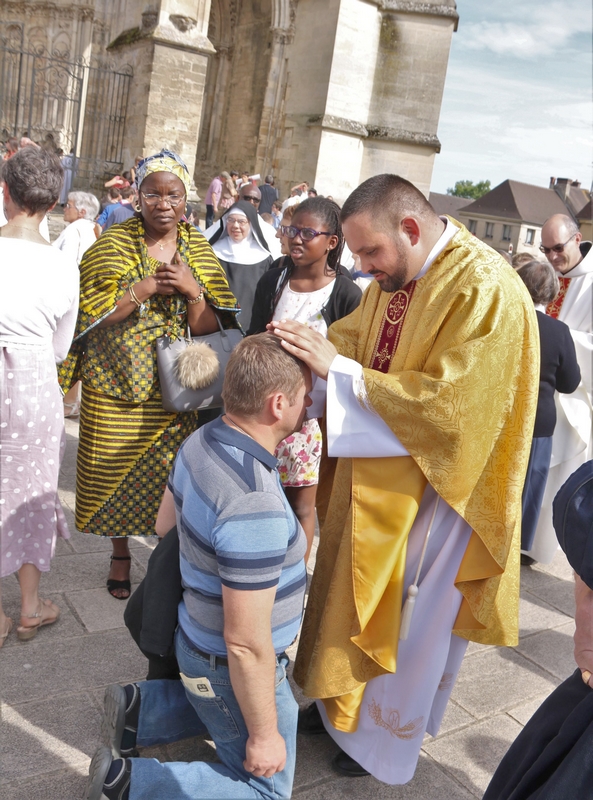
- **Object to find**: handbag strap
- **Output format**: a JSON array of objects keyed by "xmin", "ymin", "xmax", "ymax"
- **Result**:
[{"xmin": 186, "ymin": 311, "xmax": 225, "ymax": 340}]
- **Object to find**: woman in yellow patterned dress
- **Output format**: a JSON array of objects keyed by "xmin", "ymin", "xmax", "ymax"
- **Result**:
[{"xmin": 60, "ymin": 150, "xmax": 238, "ymax": 597}]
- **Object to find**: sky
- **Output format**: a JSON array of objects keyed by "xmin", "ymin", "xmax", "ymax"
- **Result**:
[{"xmin": 430, "ymin": 0, "xmax": 593, "ymax": 194}]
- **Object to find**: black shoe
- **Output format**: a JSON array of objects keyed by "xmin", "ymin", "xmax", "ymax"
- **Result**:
[
  {"xmin": 103, "ymin": 683, "xmax": 140, "ymax": 757},
  {"xmin": 332, "ymin": 748, "xmax": 370, "ymax": 777},
  {"xmin": 298, "ymin": 702, "xmax": 328, "ymax": 735},
  {"xmin": 85, "ymin": 747, "xmax": 131, "ymax": 800},
  {"xmin": 521, "ymin": 554, "xmax": 536, "ymax": 567}
]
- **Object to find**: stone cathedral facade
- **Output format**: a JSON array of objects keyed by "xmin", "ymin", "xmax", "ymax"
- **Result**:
[{"xmin": 0, "ymin": 0, "xmax": 458, "ymax": 201}]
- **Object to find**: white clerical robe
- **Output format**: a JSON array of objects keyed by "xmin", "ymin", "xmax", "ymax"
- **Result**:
[{"xmin": 527, "ymin": 244, "xmax": 593, "ymax": 563}]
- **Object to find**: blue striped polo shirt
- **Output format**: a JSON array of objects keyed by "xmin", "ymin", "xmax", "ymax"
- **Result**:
[{"xmin": 169, "ymin": 416, "xmax": 307, "ymax": 656}]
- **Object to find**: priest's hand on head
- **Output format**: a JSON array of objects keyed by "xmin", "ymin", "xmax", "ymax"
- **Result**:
[{"xmin": 268, "ymin": 319, "xmax": 337, "ymax": 380}]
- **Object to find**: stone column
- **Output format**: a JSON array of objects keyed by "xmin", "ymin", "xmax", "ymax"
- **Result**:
[
  {"xmin": 202, "ymin": 45, "xmax": 233, "ymax": 166},
  {"xmin": 361, "ymin": 0, "xmax": 458, "ymax": 196},
  {"xmin": 107, "ymin": 0, "xmax": 215, "ymax": 191},
  {"xmin": 253, "ymin": 31, "xmax": 287, "ymax": 178},
  {"xmin": 275, "ymin": 0, "xmax": 457, "ymax": 203}
]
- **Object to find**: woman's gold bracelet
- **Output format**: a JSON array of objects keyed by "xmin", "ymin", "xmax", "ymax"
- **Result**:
[
  {"xmin": 186, "ymin": 288, "xmax": 204, "ymax": 305},
  {"xmin": 129, "ymin": 285, "xmax": 143, "ymax": 308}
]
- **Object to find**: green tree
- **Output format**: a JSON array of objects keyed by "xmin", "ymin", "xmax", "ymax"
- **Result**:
[{"xmin": 446, "ymin": 180, "xmax": 491, "ymax": 200}]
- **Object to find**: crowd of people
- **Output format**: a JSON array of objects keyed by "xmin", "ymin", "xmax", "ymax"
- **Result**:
[{"xmin": 1, "ymin": 139, "xmax": 591, "ymax": 800}]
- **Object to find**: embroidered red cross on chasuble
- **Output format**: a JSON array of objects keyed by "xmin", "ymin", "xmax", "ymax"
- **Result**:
[
  {"xmin": 545, "ymin": 276, "xmax": 571, "ymax": 318},
  {"xmin": 370, "ymin": 281, "xmax": 417, "ymax": 372}
]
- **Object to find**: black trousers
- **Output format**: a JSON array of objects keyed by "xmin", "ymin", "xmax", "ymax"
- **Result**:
[
  {"xmin": 521, "ymin": 436, "xmax": 553, "ymax": 552},
  {"xmin": 124, "ymin": 528, "xmax": 181, "ymax": 681},
  {"xmin": 483, "ymin": 669, "xmax": 593, "ymax": 800}
]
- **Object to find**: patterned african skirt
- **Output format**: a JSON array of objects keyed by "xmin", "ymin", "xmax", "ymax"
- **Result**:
[
  {"xmin": 275, "ymin": 417, "xmax": 323, "ymax": 488},
  {"xmin": 75, "ymin": 386, "xmax": 203, "ymax": 537}
]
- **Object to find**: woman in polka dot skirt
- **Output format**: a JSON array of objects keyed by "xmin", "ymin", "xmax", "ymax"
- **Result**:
[{"xmin": 0, "ymin": 147, "xmax": 79, "ymax": 645}]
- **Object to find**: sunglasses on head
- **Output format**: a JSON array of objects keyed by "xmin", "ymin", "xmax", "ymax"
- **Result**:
[{"xmin": 242, "ymin": 195, "xmax": 260, "ymax": 204}]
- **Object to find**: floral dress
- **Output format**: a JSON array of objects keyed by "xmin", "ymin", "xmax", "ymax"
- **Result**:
[{"xmin": 273, "ymin": 280, "xmax": 334, "ymax": 487}]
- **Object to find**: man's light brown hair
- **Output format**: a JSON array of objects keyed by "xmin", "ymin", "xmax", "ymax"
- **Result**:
[{"xmin": 222, "ymin": 333, "xmax": 306, "ymax": 417}]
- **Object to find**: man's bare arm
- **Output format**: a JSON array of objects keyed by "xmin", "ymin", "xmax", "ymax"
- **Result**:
[
  {"xmin": 222, "ymin": 584, "xmax": 286, "ymax": 778},
  {"xmin": 155, "ymin": 487, "xmax": 176, "ymax": 537}
]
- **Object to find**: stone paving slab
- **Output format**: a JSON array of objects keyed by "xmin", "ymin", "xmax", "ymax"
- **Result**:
[
  {"xmin": 1, "ymin": 691, "xmax": 102, "ymax": 783},
  {"xmin": 294, "ymin": 752, "xmax": 476, "ymax": 799},
  {"xmin": 451, "ymin": 647, "xmax": 559, "ymax": 719},
  {"xmin": 0, "ymin": 629, "xmax": 147, "ymax": 706},
  {"xmin": 422, "ymin": 715, "xmax": 524, "ymax": 797},
  {"xmin": 1, "ymin": 770, "xmax": 87, "ymax": 800},
  {"xmin": 506, "ymin": 692, "xmax": 552, "ymax": 726},
  {"xmin": 515, "ymin": 620, "xmax": 576, "ymax": 680},
  {"xmin": 67, "ymin": 585, "xmax": 143, "ymax": 632},
  {"xmin": 523, "ymin": 575, "xmax": 576, "ymax": 617},
  {"xmin": 518, "ymin": 590, "xmax": 571, "ymax": 636}
]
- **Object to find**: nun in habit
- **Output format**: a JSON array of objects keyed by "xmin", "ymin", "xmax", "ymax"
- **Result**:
[{"xmin": 207, "ymin": 200, "xmax": 273, "ymax": 331}]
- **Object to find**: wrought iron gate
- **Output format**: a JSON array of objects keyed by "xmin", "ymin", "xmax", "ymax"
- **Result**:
[{"xmin": 0, "ymin": 41, "xmax": 132, "ymax": 194}]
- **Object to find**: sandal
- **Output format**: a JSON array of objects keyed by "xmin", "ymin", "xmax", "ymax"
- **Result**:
[
  {"xmin": 107, "ymin": 556, "xmax": 131, "ymax": 600},
  {"xmin": 0, "ymin": 617, "xmax": 13, "ymax": 648},
  {"xmin": 17, "ymin": 599, "xmax": 60, "ymax": 641},
  {"xmin": 63, "ymin": 401, "xmax": 80, "ymax": 418}
]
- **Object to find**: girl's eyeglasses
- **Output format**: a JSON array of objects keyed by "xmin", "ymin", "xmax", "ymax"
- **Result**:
[{"xmin": 280, "ymin": 225, "xmax": 331, "ymax": 241}]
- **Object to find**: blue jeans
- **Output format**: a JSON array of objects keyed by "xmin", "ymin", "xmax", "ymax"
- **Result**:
[{"xmin": 129, "ymin": 628, "xmax": 298, "ymax": 800}]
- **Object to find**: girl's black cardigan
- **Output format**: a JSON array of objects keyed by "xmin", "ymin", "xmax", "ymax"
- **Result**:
[{"xmin": 247, "ymin": 264, "xmax": 362, "ymax": 335}]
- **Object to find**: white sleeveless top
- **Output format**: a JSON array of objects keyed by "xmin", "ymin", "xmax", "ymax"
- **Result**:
[{"xmin": 274, "ymin": 278, "xmax": 335, "ymax": 338}]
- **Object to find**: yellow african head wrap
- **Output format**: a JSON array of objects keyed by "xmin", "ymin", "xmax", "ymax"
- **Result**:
[{"xmin": 135, "ymin": 148, "xmax": 191, "ymax": 195}]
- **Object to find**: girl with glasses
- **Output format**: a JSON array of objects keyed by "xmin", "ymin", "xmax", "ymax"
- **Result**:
[{"xmin": 248, "ymin": 197, "xmax": 362, "ymax": 560}]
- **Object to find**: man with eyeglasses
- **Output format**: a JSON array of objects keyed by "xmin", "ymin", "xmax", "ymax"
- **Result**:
[
  {"xmin": 525, "ymin": 214, "xmax": 593, "ymax": 564},
  {"xmin": 237, "ymin": 183, "xmax": 261, "ymax": 208}
]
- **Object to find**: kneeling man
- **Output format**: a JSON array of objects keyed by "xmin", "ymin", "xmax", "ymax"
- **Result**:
[{"xmin": 86, "ymin": 333, "xmax": 310, "ymax": 800}]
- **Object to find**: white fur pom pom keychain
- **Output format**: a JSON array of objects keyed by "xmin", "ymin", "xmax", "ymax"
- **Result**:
[{"xmin": 176, "ymin": 340, "xmax": 220, "ymax": 389}]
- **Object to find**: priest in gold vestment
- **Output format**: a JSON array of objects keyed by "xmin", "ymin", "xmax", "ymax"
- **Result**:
[{"xmin": 272, "ymin": 175, "xmax": 539, "ymax": 784}]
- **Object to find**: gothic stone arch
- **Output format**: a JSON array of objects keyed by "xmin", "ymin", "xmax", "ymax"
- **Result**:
[{"xmin": 196, "ymin": 0, "xmax": 296, "ymax": 186}]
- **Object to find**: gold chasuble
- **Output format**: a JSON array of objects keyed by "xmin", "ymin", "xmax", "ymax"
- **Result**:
[{"xmin": 293, "ymin": 221, "xmax": 539, "ymax": 732}]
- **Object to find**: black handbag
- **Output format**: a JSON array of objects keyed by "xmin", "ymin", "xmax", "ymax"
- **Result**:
[{"xmin": 156, "ymin": 314, "xmax": 243, "ymax": 412}]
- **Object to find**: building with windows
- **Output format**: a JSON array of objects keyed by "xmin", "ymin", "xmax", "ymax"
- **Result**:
[
  {"xmin": 458, "ymin": 178, "xmax": 590, "ymax": 257},
  {"xmin": 0, "ymin": 0, "xmax": 459, "ymax": 203}
]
